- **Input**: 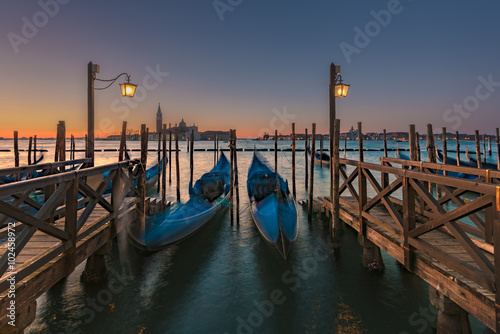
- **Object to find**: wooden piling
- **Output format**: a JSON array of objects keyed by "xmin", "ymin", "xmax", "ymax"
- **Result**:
[
  {"xmin": 344, "ymin": 136, "xmax": 347, "ymax": 159},
  {"xmin": 483, "ymin": 134, "xmax": 487, "ymax": 164},
  {"xmin": 358, "ymin": 122, "xmax": 367, "ymax": 237},
  {"xmin": 190, "ymin": 130, "xmax": 194, "ymax": 186},
  {"xmin": 84, "ymin": 134, "xmax": 88, "ymax": 159},
  {"xmin": 383, "ymin": 129, "xmax": 387, "ymax": 158},
  {"xmin": 13, "ymin": 131, "xmax": 19, "ymax": 180},
  {"xmin": 162, "ymin": 124, "xmax": 167, "ymax": 208},
  {"xmin": 426, "ymin": 124, "xmax": 437, "ymax": 196},
  {"xmin": 54, "ymin": 124, "xmax": 60, "ymax": 163},
  {"xmin": 230, "ymin": 130, "xmax": 234, "ymax": 224},
  {"xmin": 213, "ymin": 135, "xmax": 217, "ymax": 166},
  {"xmin": 157, "ymin": 131, "xmax": 161, "ymax": 193},
  {"xmin": 319, "ymin": 133, "xmax": 324, "ymax": 167},
  {"xmin": 416, "ymin": 132, "xmax": 421, "ymax": 161},
  {"xmin": 292, "ymin": 123, "xmax": 296, "ymax": 200},
  {"xmin": 409, "ymin": 124, "xmax": 417, "ymax": 161},
  {"xmin": 175, "ymin": 129, "xmax": 180, "ymax": 201},
  {"xmin": 488, "ymin": 136, "xmax": 492, "ymax": 156},
  {"xmin": 216, "ymin": 135, "xmax": 219, "ymax": 161},
  {"xmin": 33, "ymin": 135, "xmax": 36, "ymax": 163},
  {"xmin": 442, "ymin": 127, "xmax": 448, "ymax": 176},
  {"xmin": 274, "ymin": 129, "xmax": 278, "ymax": 172},
  {"xmin": 233, "ymin": 130, "xmax": 240, "ymax": 225},
  {"xmin": 28, "ymin": 137, "xmax": 32, "ymax": 165},
  {"xmin": 118, "ymin": 121, "xmax": 127, "ymax": 161},
  {"xmin": 332, "ymin": 119, "xmax": 342, "ymax": 247},
  {"xmin": 358, "ymin": 122, "xmax": 363, "ymax": 162},
  {"xmin": 70, "ymin": 135, "xmax": 75, "ymax": 161},
  {"xmin": 59, "ymin": 121, "xmax": 66, "ymax": 172},
  {"xmin": 475, "ymin": 130, "xmax": 482, "ymax": 168},
  {"xmin": 456, "ymin": 131, "xmax": 460, "ymax": 166},
  {"xmin": 305, "ymin": 128, "xmax": 308, "ymax": 189},
  {"xmin": 138, "ymin": 124, "xmax": 148, "ymax": 231},
  {"xmin": 169, "ymin": 130, "xmax": 172, "ymax": 184},
  {"xmin": 308, "ymin": 123, "xmax": 316, "ymax": 222}
]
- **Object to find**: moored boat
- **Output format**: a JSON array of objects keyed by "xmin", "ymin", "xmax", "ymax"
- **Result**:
[
  {"xmin": 247, "ymin": 153, "xmax": 298, "ymax": 259},
  {"xmin": 130, "ymin": 152, "xmax": 230, "ymax": 251}
]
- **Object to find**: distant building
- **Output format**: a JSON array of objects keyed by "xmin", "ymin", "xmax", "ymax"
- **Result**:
[
  {"xmin": 168, "ymin": 119, "xmax": 200, "ymax": 140},
  {"xmin": 200, "ymin": 131, "xmax": 230, "ymax": 141},
  {"xmin": 156, "ymin": 103, "xmax": 163, "ymax": 134}
]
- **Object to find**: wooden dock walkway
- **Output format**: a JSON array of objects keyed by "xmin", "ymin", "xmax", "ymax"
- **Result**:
[
  {"xmin": 0, "ymin": 158, "xmax": 148, "ymax": 332},
  {"xmin": 315, "ymin": 155, "xmax": 500, "ymax": 332}
]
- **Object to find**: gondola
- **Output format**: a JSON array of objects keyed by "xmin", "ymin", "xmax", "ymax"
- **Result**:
[
  {"xmin": 129, "ymin": 152, "xmax": 230, "ymax": 251},
  {"xmin": 0, "ymin": 153, "xmax": 44, "ymax": 184},
  {"xmin": 247, "ymin": 153, "xmax": 298, "ymax": 260},
  {"xmin": 465, "ymin": 150, "xmax": 498, "ymax": 170}
]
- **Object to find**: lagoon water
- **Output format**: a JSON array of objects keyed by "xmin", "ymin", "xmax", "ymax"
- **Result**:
[{"xmin": 0, "ymin": 138, "xmax": 495, "ymax": 334}]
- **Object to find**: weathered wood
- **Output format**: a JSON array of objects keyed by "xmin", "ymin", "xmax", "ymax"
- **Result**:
[
  {"xmin": 456, "ymin": 131, "xmax": 460, "ymax": 166},
  {"xmin": 190, "ymin": 130, "xmax": 194, "ymax": 186},
  {"xmin": 409, "ymin": 124, "xmax": 417, "ymax": 161},
  {"xmin": 383, "ymin": 129, "xmax": 387, "ymax": 158},
  {"xmin": 275, "ymin": 129, "xmax": 278, "ymax": 172},
  {"xmin": 475, "ymin": 130, "xmax": 482, "ymax": 168},
  {"xmin": 28, "ymin": 137, "xmax": 32, "ymax": 166},
  {"xmin": 320, "ymin": 133, "xmax": 324, "ymax": 167},
  {"xmin": 138, "ymin": 125, "xmax": 148, "ymax": 231},
  {"xmin": 358, "ymin": 122, "xmax": 367, "ymax": 239},
  {"xmin": 214, "ymin": 134, "xmax": 217, "ymax": 166},
  {"xmin": 308, "ymin": 124, "xmax": 316, "ymax": 222},
  {"xmin": 488, "ymin": 136, "xmax": 492, "ymax": 156},
  {"xmin": 175, "ymin": 129, "xmax": 180, "ymax": 201},
  {"xmin": 497, "ymin": 128, "xmax": 499, "ymax": 170},
  {"xmin": 332, "ymin": 119, "xmax": 342, "ymax": 242},
  {"xmin": 13, "ymin": 131, "xmax": 19, "ymax": 181},
  {"xmin": 118, "ymin": 121, "xmax": 127, "ymax": 161},
  {"xmin": 162, "ymin": 124, "xmax": 167, "ymax": 208},
  {"xmin": 305, "ymin": 128, "xmax": 308, "ymax": 189},
  {"xmin": 483, "ymin": 134, "xmax": 487, "ymax": 164},
  {"xmin": 494, "ymin": 186, "xmax": 500, "ymax": 333},
  {"xmin": 234, "ymin": 130, "xmax": 240, "ymax": 225},
  {"xmin": 416, "ymin": 132, "xmax": 421, "ymax": 161},
  {"xmin": 33, "ymin": 135, "xmax": 37, "ymax": 163},
  {"xmin": 427, "ymin": 124, "xmax": 436, "ymax": 163},
  {"xmin": 157, "ymin": 130, "xmax": 161, "ymax": 192},
  {"xmin": 292, "ymin": 123, "xmax": 296, "ymax": 200},
  {"xmin": 358, "ymin": 122, "xmax": 363, "ymax": 162},
  {"xmin": 230, "ymin": 130, "xmax": 234, "ymax": 224},
  {"xmin": 169, "ymin": 130, "xmax": 172, "ymax": 184}
]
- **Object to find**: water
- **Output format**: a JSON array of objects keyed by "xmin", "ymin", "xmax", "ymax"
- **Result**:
[{"xmin": 0, "ymin": 139, "xmax": 495, "ymax": 333}]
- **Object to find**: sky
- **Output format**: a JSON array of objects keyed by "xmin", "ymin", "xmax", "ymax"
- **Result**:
[{"xmin": 0, "ymin": 0, "xmax": 499, "ymax": 138}]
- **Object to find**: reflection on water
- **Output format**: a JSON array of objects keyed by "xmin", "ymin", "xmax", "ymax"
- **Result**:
[{"xmin": 0, "ymin": 139, "xmax": 492, "ymax": 333}]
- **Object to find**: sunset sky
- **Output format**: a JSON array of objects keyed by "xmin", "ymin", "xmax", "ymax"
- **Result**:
[{"xmin": 1, "ymin": 0, "xmax": 499, "ymax": 138}]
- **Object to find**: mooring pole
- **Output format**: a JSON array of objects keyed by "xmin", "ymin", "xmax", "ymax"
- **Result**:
[
  {"xmin": 292, "ymin": 123, "xmax": 296, "ymax": 200},
  {"xmin": 442, "ymin": 127, "xmax": 448, "ymax": 176},
  {"xmin": 488, "ymin": 136, "xmax": 492, "ymax": 156},
  {"xmin": 28, "ymin": 137, "xmax": 32, "ymax": 165},
  {"xmin": 214, "ymin": 135, "xmax": 216, "ymax": 166},
  {"xmin": 358, "ymin": 122, "xmax": 363, "ymax": 162},
  {"xmin": 426, "ymin": 124, "xmax": 436, "ymax": 194},
  {"xmin": 319, "ymin": 133, "xmax": 324, "ymax": 167},
  {"xmin": 497, "ymin": 128, "xmax": 500, "ymax": 170},
  {"xmin": 475, "ymin": 130, "xmax": 482, "ymax": 168},
  {"xmin": 190, "ymin": 130, "xmax": 194, "ymax": 186},
  {"xmin": 138, "ymin": 124, "xmax": 148, "ymax": 230},
  {"xmin": 162, "ymin": 124, "xmax": 167, "ymax": 208},
  {"xmin": 456, "ymin": 131, "xmax": 460, "ymax": 166},
  {"xmin": 274, "ymin": 129, "xmax": 278, "ymax": 172},
  {"xmin": 33, "ymin": 135, "xmax": 37, "ymax": 163},
  {"xmin": 305, "ymin": 128, "xmax": 308, "ymax": 189},
  {"xmin": 332, "ymin": 119, "xmax": 342, "ymax": 255},
  {"xmin": 119, "ymin": 121, "xmax": 127, "ymax": 161},
  {"xmin": 175, "ymin": 129, "xmax": 180, "ymax": 201},
  {"xmin": 157, "ymin": 131, "xmax": 161, "ymax": 193},
  {"xmin": 483, "ymin": 134, "xmax": 487, "ymax": 164},
  {"xmin": 416, "ymin": 132, "xmax": 421, "ymax": 161},
  {"xmin": 308, "ymin": 123, "xmax": 316, "ymax": 222},
  {"xmin": 230, "ymin": 130, "xmax": 234, "ymax": 224},
  {"xmin": 409, "ymin": 124, "xmax": 417, "ymax": 161},
  {"xmin": 383, "ymin": 129, "xmax": 388, "ymax": 158},
  {"xmin": 169, "ymin": 130, "xmax": 172, "ymax": 184},
  {"xmin": 234, "ymin": 130, "xmax": 240, "ymax": 225}
]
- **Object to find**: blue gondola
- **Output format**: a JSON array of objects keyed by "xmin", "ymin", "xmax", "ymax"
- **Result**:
[
  {"xmin": 247, "ymin": 153, "xmax": 298, "ymax": 260},
  {"xmin": 130, "ymin": 152, "xmax": 231, "ymax": 251},
  {"xmin": 0, "ymin": 154, "xmax": 44, "ymax": 184},
  {"xmin": 465, "ymin": 151, "xmax": 498, "ymax": 170}
]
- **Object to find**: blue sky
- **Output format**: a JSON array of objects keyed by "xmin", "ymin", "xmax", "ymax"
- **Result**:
[{"xmin": 1, "ymin": 0, "xmax": 499, "ymax": 137}]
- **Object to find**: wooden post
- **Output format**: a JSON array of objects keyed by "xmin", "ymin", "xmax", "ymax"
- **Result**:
[
  {"xmin": 28, "ymin": 137, "xmax": 32, "ymax": 165},
  {"xmin": 59, "ymin": 121, "xmax": 66, "ymax": 172},
  {"xmin": 84, "ymin": 134, "xmax": 88, "ymax": 160},
  {"xmin": 488, "ymin": 136, "xmax": 492, "ymax": 156},
  {"xmin": 157, "ymin": 131, "xmax": 161, "ymax": 193},
  {"xmin": 291, "ymin": 123, "xmax": 296, "ymax": 200},
  {"xmin": 497, "ymin": 128, "xmax": 500, "ymax": 170},
  {"xmin": 214, "ymin": 135, "xmax": 217, "ymax": 166},
  {"xmin": 415, "ymin": 132, "xmax": 421, "ymax": 161},
  {"xmin": 13, "ymin": 131, "xmax": 19, "ymax": 181},
  {"xmin": 409, "ymin": 124, "xmax": 417, "ymax": 161},
  {"xmin": 33, "ymin": 135, "xmax": 36, "ymax": 163},
  {"xmin": 230, "ymin": 130, "xmax": 234, "ymax": 224},
  {"xmin": 358, "ymin": 122, "xmax": 366, "ymax": 235},
  {"xmin": 64, "ymin": 174, "xmax": 78, "ymax": 275},
  {"xmin": 494, "ymin": 187, "xmax": 500, "ymax": 334},
  {"xmin": 383, "ymin": 129, "xmax": 387, "ymax": 158},
  {"xmin": 216, "ymin": 135, "xmax": 219, "ymax": 161},
  {"xmin": 162, "ymin": 124, "xmax": 167, "ymax": 208},
  {"xmin": 403, "ymin": 170, "xmax": 416, "ymax": 271},
  {"xmin": 234, "ymin": 130, "xmax": 240, "ymax": 225},
  {"xmin": 475, "ymin": 130, "xmax": 482, "ymax": 168},
  {"xmin": 358, "ymin": 122, "xmax": 363, "ymax": 162},
  {"xmin": 190, "ymin": 130, "xmax": 194, "ymax": 186},
  {"xmin": 426, "ymin": 124, "xmax": 436, "ymax": 195},
  {"xmin": 274, "ymin": 129, "xmax": 278, "ymax": 172},
  {"xmin": 442, "ymin": 127, "xmax": 448, "ymax": 176},
  {"xmin": 308, "ymin": 123, "xmax": 316, "ymax": 222},
  {"xmin": 332, "ymin": 119, "xmax": 342, "ymax": 253},
  {"xmin": 138, "ymin": 124, "xmax": 148, "ymax": 231},
  {"xmin": 456, "ymin": 131, "xmax": 460, "ymax": 166},
  {"xmin": 118, "ymin": 121, "xmax": 127, "ymax": 161},
  {"xmin": 175, "ymin": 129, "xmax": 180, "ymax": 201},
  {"xmin": 483, "ymin": 134, "xmax": 487, "ymax": 164},
  {"xmin": 54, "ymin": 124, "xmax": 60, "ymax": 163},
  {"xmin": 70, "ymin": 134, "xmax": 75, "ymax": 161},
  {"xmin": 169, "ymin": 130, "xmax": 172, "ymax": 184},
  {"xmin": 319, "ymin": 133, "xmax": 324, "ymax": 167},
  {"xmin": 305, "ymin": 128, "xmax": 308, "ymax": 189}
]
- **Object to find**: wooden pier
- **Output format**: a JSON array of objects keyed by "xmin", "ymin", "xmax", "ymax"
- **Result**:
[
  {"xmin": 0, "ymin": 158, "xmax": 149, "ymax": 333},
  {"xmin": 315, "ymin": 155, "xmax": 500, "ymax": 332}
]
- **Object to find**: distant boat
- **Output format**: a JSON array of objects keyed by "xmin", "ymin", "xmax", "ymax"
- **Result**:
[
  {"xmin": 306, "ymin": 146, "xmax": 345, "ymax": 168},
  {"xmin": 465, "ymin": 151, "xmax": 498, "ymax": 170},
  {"xmin": 247, "ymin": 153, "xmax": 298, "ymax": 260},
  {"xmin": 130, "ymin": 152, "xmax": 230, "ymax": 251}
]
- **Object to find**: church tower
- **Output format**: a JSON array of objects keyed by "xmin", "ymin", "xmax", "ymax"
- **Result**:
[{"xmin": 156, "ymin": 103, "xmax": 163, "ymax": 133}]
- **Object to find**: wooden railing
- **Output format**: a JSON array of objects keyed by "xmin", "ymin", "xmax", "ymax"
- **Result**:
[
  {"xmin": 0, "ymin": 159, "xmax": 141, "ymax": 293},
  {"xmin": 336, "ymin": 157, "xmax": 500, "ymax": 291}
]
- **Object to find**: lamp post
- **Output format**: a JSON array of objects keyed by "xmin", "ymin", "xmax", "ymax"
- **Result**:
[
  {"xmin": 329, "ymin": 62, "xmax": 350, "ymax": 240},
  {"xmin": 87, "ymin": 61, "xmax": 137, "ymax": 166}
]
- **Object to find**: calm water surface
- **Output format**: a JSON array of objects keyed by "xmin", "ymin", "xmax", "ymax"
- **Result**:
[{"xmin": 0, "ymin": 139, "xmax": 495, "ymax": 333}]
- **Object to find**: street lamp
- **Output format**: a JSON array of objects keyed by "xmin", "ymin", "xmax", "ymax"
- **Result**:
[{"xmin": 87, "ymin": 61, "xmax": 137, "ymax": 166}]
